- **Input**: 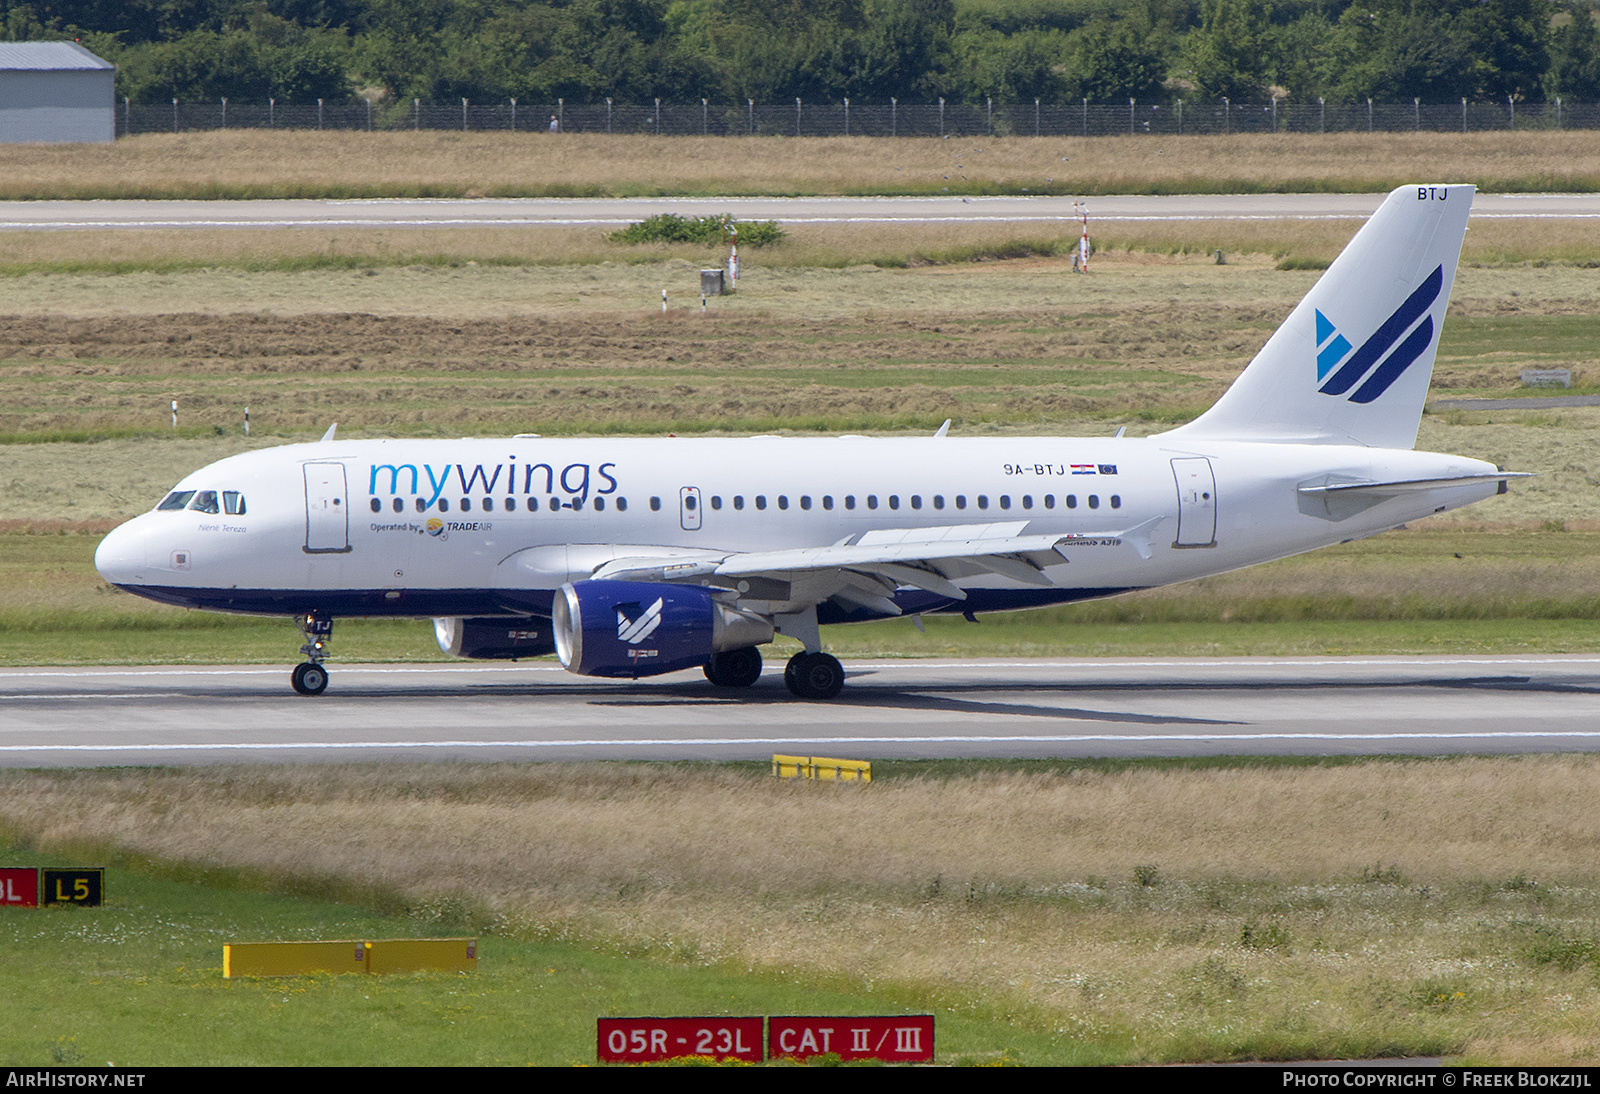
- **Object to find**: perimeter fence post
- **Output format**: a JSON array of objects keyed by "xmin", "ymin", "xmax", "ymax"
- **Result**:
[
  {"xmin": 890, "ymin": 97, "xmax": 896, "ymax": 137},
  {"xmin": 270, "ymin": 97, "xmax": 275, "ymax": 127},
  {"xmin": 367, "ymin": 98, "xmax": 372, "ymax": 131},
  {"xmin": 940, "ymin": 97, "xmax": 945, "ymax": 137},
  {"xmin": 1319, "ymin": 96, "xmax": 1324, "ymax": 133},
  {"xmin": 703, "ymin": 97, "xmax": 708, "ymax": 135},
  {"xmin": 1034, "ymin": 97, "xmax": 1039, "ymax": 136},
  {"xmin": 796, "ymin": 97, "xmax": 802, "ymax": 136},
  {"xmin": 318, "ymin": 98, "xmax": 324, "ymax": 129},
  {"xmin": 843, "ymin": 97, "xmax": 849, "ymax": 136},
  {"xmin": 1462, "ymin": 98, "xmax": 1468, "ymax": 133},
  {"xmin": 172, "ymin": 97, "xmax": 178, "ymax": 133},
  {"xmin": 510, "ymin": 98, "xmax": 516, "ymax": 131},
  {"xmin": 1176, "ymin": 98, "xmax": 1182, "ymax": 134},
  {"xmin": 1129, "ymin": 97, "xmax": 1134, "ymax": 133},
  {"xmin": 1223, "ymin": 96, "xmax": 1229, "ymax": 134},
  {"xmin": 987, "ymin": 96, "xmax": 992, "ymax": 135},
  {"xmin": 1082, "ymin": 97, "xmax": 1087, "ymax": 136},
  {"xmin": 1367, "ymin": 98, "xmax": 1372, "ymax": 131},
  {"xmin": 655, "ymin": 98, "xmax": 660, "ymax": 135},
  {"xmin": 221, "ymin": 97, "xmax": 226, "ymax": 128},
  {"xmin": 558, "ymin": 97, "xmax": 563, "ymax": 132},
  {"xmin": 1413, "ymin": 97, "xmax": 1419, "ymax": 131},
  {"xmin": 123, "ymin": 95, "xmax": 129, "ymax": 136},
  {"xmin": 414, "ymin": 98, "xmax": 419, "ymax": 129},
  {"xmin": 747, "ymin": 98, "xmax": 753, "ymax": 134},
  {"xmin": 608, "ymin": 97, "xmax": 613, "ymax": 133},
  {"xmin": 461, "ymin": 98, "xmax": 467, "ymax": 131},
  {"xmin": 1508, "ymin": 95, "xmax": 1514, "ymax": 129}
]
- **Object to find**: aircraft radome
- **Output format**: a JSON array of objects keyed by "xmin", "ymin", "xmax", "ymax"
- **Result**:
[{"xmin": 96, "ymin": 184, "xmax": 1525, "ymax": 699}]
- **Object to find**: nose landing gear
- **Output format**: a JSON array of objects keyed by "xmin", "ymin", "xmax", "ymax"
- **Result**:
[{"xmin": 291, "ymin": 613, "xmax": 332, "ymax": 695}]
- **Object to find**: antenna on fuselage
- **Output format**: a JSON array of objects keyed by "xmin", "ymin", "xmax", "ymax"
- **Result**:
[
  {"xmin": 933, "ymin": 419, "xmax": 951, "ymax": 438},
  {"xmin": 320, "ymin": 422, "xmax": 337, "ymax": 443}
]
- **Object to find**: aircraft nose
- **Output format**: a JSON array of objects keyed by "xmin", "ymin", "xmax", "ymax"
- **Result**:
[{"xmin": 95, "ymin": 520, "xmax": 149, "ymax": 586}]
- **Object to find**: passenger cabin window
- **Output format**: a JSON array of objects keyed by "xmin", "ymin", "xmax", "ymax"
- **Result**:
[
  {"xmin": 888, "ymin": 495, "xmax": 899, "ymax": 509},
  {"xmin": 932, "ymin": 495, "xmax": 944, "ymax": 509},
  {"xmin": 910, "ymin": 495, "xmax": 922, "ymax": 509},
  {"xmin": 1110, "ymin": 495, "xmax": 1122, "ymax": 509},
  {"xmin": 711, "ymin": 496, "xmax": 722, "ymax": 510},
  {"xmin": 650, "ymin": 497, "xmax": 662, "ymax": 511},
  {"xmin": 439, "ymin": 498, "xmax": 450, "ymax": 512},
  {"xmin": 460, "ymin": 498, "xmax": 472, "ymax": 512},
  {"xmin": 1065, "ymin": 495, "xmax": 1077, "ymax": 509},
  {"xmin": 955, "ymin": 496, "xmax": 966, "ymax": 509},
  {"xmin": 415, "ymin": 498, "xmax": 427, "ymax": 513},
  {"xmin": 506, "ymin": 498, "xmax": 516, "ymax": 511},
  {"xmin": 799, "ymin": 496, "xmax": 811, "ymax": 510},
  {"xmin": 756, "ymin": 496, "xmax": 767, "ymax": 510},
  {"xmin": 1022, "ymin": 495, "xmax": 1033, "ymax": 509},
  {"xmin": 188, "ymin": 490, "xmax": 220, "ymax": 514},
  {"xmin": 822, "ymin": 496, "xmax": 833, "ymax": 510},
  {"xmin": 1088, "ymin": 495, "xmax": 1100, "ymax": 509},
  {"xmin": 778, "ymin": 496, "xmax": 789, "ymax": 510},
  {"xmin": 999, "ymin": 496, "xmax": 1011, "ymax": 509},
  {"xmin": 616, "ymin": 498, "xmax": 628, "ymax": 511},
  {"xmin": 734, "ymin": 496, "xmax": 745, "ymax": 510},
  {"xmin": 844, "ymin": 496, "xmax": 855, "ymax": 510},
  {"xmin": 867, "ymin": 495, "xmax": 878, "ymax": 509},
  {"xmin": 1044, "ymin": 495, "xmax": 1055, "ymax": 508},
  {"xmin": 482, "ymin": 498, "xmax": 493, "ymax": 512},
  {"xmin": 158, "ymin": 491, "xmax": 195, "ymax": 511},
  {"xmin": 977, "ymin": 495, "xmax": 988, "ymax": 509},
  {"xmin": 594, "ymin": 497, "xmax": 605, "ymax": 511}
]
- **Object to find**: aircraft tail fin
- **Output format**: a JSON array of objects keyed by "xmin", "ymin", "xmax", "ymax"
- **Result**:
[{"xmin": 1163, "ymin": 184, "xmax": 1473, "ymax": 450}]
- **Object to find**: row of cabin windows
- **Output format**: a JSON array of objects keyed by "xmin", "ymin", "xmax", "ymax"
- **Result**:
[
  {"xmin": 371, "ymin": 492, "xmax": 1121, "ymax": 514},
  {"xmin": 371, "ymin": 495, "xmax": 631, "ymax": 514},
  {"xmin": 158, "ymin": 489, "xmax": 247, "ymax": 515},
  {"xmin": 681, "ymin": 493, "xmax": 1120, "ymax": 512}
]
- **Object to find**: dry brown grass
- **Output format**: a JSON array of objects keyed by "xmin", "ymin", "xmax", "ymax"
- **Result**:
[
  {"xmin": 4, "ymin": 131, "xmax": 1600, "ymax": 199},
  {"xmin": 1, "ymin": 215, "xmax": 1597, "ymax": 273},
  {"xmin": 6, "ymin": 758, "xmax": 1600, "ymax": 1061}
]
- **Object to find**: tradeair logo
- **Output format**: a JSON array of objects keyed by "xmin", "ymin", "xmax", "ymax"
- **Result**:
[
  {"xmin": 1315, "ymin": 264, "xmax": 1443, "ymax": 404},
  {"xmin": 617, "ymin": 597, "xmax": 664, "ymax": 645}
]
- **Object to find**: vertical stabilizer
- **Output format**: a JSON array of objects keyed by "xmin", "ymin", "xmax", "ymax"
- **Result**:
[{"xmin": 1163, "ymin": 184, "xmax": 1473, "ymax": 449}]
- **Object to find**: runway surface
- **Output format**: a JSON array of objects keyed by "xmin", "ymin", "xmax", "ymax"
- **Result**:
[
  {"xmin": 0, "ymin": 192, "xmax": 1593, "ymax": 231},
  {"xmin": 4, "ymin": 655, "xmax": 1599, "ymax": 766}
]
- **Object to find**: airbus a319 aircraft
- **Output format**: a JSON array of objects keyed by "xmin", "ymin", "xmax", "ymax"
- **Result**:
[{"xmin": 95, "ymin": 184, "xmax": 1524, "ymax": 699}]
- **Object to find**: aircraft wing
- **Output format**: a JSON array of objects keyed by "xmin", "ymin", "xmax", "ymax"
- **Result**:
[{"xmin": 589, "ymin": 518, "xmax": 1163, "ymax": 616}]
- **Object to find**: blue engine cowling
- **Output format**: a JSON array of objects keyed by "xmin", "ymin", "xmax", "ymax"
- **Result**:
[{"xmin": 552, "ymin": 580, "xmax": 773, "ymax": 678}]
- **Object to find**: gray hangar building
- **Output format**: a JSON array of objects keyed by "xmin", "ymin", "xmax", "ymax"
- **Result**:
[{"xmin": 0, "ymin": 42, "xmax": 114, "ymax": 143}]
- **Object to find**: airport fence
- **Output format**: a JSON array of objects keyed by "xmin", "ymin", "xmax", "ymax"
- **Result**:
[{"xmin": 116, "ymin": 97, "xmax": 1600, "ymax": 139}]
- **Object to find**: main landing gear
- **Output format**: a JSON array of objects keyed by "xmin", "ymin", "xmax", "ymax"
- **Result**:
[
  {"xmin": 784, "ymin": 651, "xmax": 844, "ymax": 700},
  {"xmin": 704, "ymin": 646, "xmax": 763, "ymax": 688},
  {"xmin": 704, "ymin": 646, "xmax": 845, "ymax": 699},
  {"xmin": 291, "ymin": 612, "xmax": 332, "ymax": 696}
]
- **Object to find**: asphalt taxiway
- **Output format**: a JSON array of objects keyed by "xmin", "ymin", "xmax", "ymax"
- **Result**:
[
  {"xmin": 0, "ymin": 192, "xmax": 1595, "ymax": 231},
  {"xmin": 3, "ymin": 655, "xmax": 1597, "ymax": 767}
]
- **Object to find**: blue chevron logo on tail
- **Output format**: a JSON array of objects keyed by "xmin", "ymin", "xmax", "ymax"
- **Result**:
[{"xmin": 1315, "ymin": 264, "xmax": 1443, "ymax": 404}]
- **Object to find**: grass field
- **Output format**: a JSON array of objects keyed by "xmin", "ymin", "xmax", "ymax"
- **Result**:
[
  {"xmin": 0, "ymin": 842, "xmax": 1048, "ymax": 1066},
  {"xmin": 4, "ymin": 131, "xmax": 1600, "ymax": 199},
  {"xmin": 5, "ymin": 757, "xmax": 1600, "ymax": 1064},
  {"xmin": 0, "ymin": 258, "xmax": 1593, "ymax": 443}
]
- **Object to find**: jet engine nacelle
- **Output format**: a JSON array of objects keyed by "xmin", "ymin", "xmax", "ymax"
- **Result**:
[
  {"xmin": 552, "ymin": 579, "xmax": 774, "ymax": 678},
  {"xmin": 433, "ymin": 616, "xmax": 556, "ymax": 660}
]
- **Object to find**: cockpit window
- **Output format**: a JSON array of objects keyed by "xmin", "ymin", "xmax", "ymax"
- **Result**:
[
  {"xmin": 223, "ymin": 491, "xmax": 246, "ymax": 515},
  {"xmin": 188, "ymin": 490, "xmax": 220, "ymax": 514},
  {"xmin": 157, "ymin": 491, "xmax": 195, "ymax": 511}
]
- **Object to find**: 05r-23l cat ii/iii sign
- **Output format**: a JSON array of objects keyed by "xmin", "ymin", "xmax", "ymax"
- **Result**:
[{"xmin": 96, "ymin": 184, "xmax": 1526, "ymax": 699}]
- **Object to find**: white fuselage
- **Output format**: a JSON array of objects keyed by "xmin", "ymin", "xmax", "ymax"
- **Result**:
[{"xmin": 93, "ymin": 433, "xmax": 1500, "ymax": 622}]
